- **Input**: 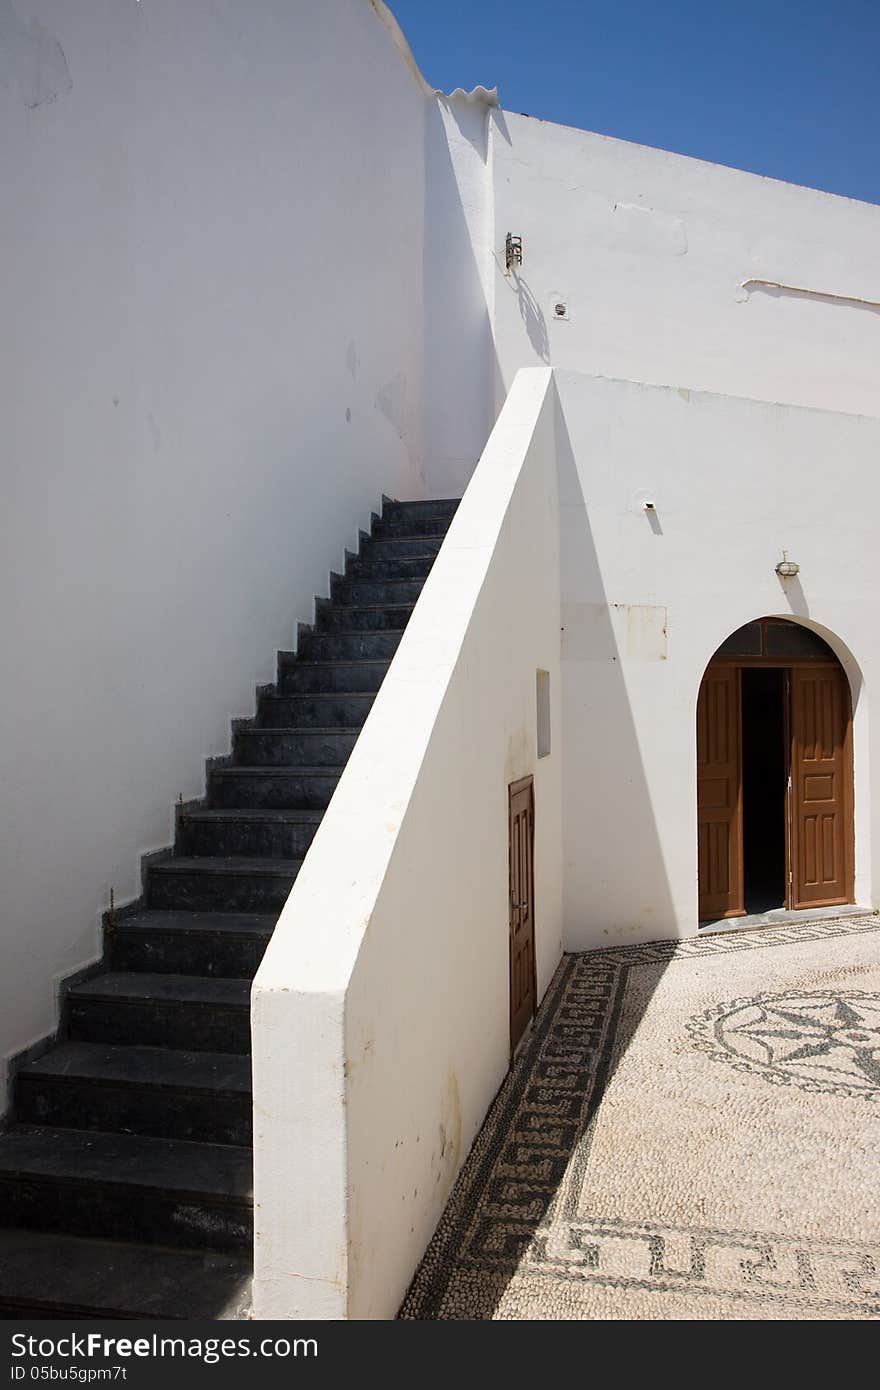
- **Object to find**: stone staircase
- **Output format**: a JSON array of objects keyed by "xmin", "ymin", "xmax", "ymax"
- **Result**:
[{"xmin": 0, "ymin": 496, "xmax": 459, "ymax": 1319}]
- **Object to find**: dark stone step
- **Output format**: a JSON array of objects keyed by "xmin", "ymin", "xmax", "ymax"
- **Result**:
[
  {"xmin": 344, "ymin": 553, "xmax": 436, "ymax": 581},
  {"xmin": 278, "ymin": 657, "xmax": 390, "ymax": 693},
  {"xmin": 181, "ymin": 808, "xmax": 324, "ymax": 861},
  {"xmin": 148, "ymin": 856, "xmax": 300, "ymax": 912},
  {"xmin": 67, "ymin": 973, "xmax": 251, "ymax": 1053},
  {"xmin": 15, "ymin": 1042, "xmax": 252, "ymax": 1146},
  {"xmin": 381, "ymin": 497, "xmax": 460, "ymax": 522},
  {"xmin": 0, "ymin": 489, "xmax": 451, "ymax": 1309},
  {"xmin": 296, "ymin": 629, "xmax": 403, "ymax": 661},
  {"xmin": 233, "ymin": 726, "xmax": 357, "ymax": 768},
  {"xmin": 0, "ymin": 1126, "xmax": 252, "ymax": 1253},
  {"xmin": 361, "ymin": 536, "xmax": 443, "ymax": 559},
  {"xmin": 109, "ymin": 909, "xmax": 275, "ymax": 977},
  {"xmin": 0, "ymin": 1228, "xmax": 251, "ymax": 1319},
  {"xmin": 208, "ymin": 765, "xmax": 341, "ymax": 810},
  {"xmin": 329, "ymin": 577, "xmax": 424, "ymax": 607},
  {"xmin": 371, "ymin": 516, "xmax": 452, "ymax": 539},
  {"xmin": 258, "ymin": 690, "xmax": 375, "ymax": 728},
  {"xmin": 314, "ymin": 601, "xmax": 415, "ymax": 632}
]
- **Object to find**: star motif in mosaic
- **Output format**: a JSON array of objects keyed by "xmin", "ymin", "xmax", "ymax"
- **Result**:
[
  {"xmin": 689, "ymin": 990, "xmax": 880, "ymax": 1100},
  {"xmin": 402, "ymin": 923, "xmax": 880, "ymax": 1319}
]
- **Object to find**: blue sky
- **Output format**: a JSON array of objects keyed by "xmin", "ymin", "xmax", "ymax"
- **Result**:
[{"xmin": 389, "ymin": 0, "xmax": 880, "ymax": 205}]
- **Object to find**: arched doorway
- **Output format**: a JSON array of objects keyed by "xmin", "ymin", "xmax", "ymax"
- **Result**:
[{"xmin": 697, "ymin": 617, "xmax": 854, "ymax": 922}]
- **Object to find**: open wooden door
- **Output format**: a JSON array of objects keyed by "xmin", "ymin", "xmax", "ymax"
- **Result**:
[
  {"xmin": 697, "ymin": 666, "xmax": 744, "ymax": 920},
  {"xmin": 509, "ymin": 776, "xmax": 536, "ymax": 1053},
  {"xmin": 790, "ymin": 665, "xmax": 853, "ymax": 908}
]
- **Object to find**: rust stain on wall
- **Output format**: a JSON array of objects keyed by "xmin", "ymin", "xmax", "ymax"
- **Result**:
[{"xmin": 0, "ymin": 0, "xmax": 72, "ymax": 109}]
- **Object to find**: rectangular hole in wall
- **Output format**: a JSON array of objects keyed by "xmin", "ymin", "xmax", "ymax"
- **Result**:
[{"xmin": 536, "ymin": 669, "xmax": 551, "ymax": 758}]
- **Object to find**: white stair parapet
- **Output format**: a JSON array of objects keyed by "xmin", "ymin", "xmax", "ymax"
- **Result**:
[{"xmin": 252, "ymin": 367, "xmax": 564, "ymax": 1319}]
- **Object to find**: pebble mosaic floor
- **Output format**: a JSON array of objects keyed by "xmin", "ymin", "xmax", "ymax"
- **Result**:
[{"xmin": 400, "ymin": 916, "xmax": 880, "ymax": 1320}]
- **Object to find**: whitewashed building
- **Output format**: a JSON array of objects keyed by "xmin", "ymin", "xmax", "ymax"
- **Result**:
[{"xmin": 1, "ymin": 0, "xmax": 878, "ymax": 1320}]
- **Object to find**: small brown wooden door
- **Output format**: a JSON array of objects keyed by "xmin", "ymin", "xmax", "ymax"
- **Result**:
[
  {"xmin": 790, "ymin": 665, "xmax": 853, "ymax": 908},
  {"xmin": 509, "ymin": 776, "xmax": 536, "ymax": 1052},
  {"xmin": 697, "ymin": 666, "xmax": 744, "ymax": 919}
]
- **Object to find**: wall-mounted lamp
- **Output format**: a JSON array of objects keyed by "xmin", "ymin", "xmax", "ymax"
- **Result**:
[
  {"xmin": 505, "ymin": 233, "xmax": 523, "ymax": 272},
  {"xmin": 775, "ymin": 550, "xmax": 800, "ymax": 578}
]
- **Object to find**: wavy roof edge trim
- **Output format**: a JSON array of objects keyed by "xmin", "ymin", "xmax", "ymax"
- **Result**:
[{"xmin": 440, "ymin": 85, "xmax": 500, "ymax": 106}]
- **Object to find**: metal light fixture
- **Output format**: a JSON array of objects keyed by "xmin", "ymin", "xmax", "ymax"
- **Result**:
[
  {"xmin": 505, "ymin": 232, "xmax": 523, "ymax": 272},
  {"xmin": 775, "ymin": 550, "xmax": 800, "ymax": 578}
]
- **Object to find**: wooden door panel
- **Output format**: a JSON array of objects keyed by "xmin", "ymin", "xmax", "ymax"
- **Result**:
[
  {"xmin": 509, "ymin": 777, "xmax": 536, "ymax": 1052},
  {"xmin": 791, "ymin": 666, "xmax": 853, "ymax": 907},
  {"xmin": 697, "ymin": 666, "xmax": 744, "ymax": 919}
]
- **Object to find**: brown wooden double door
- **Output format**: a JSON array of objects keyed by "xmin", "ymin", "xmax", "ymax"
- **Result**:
[{"xmin": 697, "ymin": 661, "xmax": 853, "ymax": 920}]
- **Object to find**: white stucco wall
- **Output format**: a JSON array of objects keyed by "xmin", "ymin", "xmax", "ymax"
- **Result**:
[
  {"xmin": 0, "ymin": 0, "xmax": 430, "ymax": 1103},
  {"xmin": 253, "ymin": 368, "xmax": 563, "ymax": 1319},
  {"xmin": 6, "ymin": 0, "xmax": 880, "ymax": 1309},
  {"xmin": 423, "ymin": 93, "xmax": 496, "ymax": 498},
  {"xmin": 555, "ymin": 370, "xmax": 880, "ymax": 948},
  {"xmin": 488, "ymin": 112, "xmax": 880, "ymax": 422}
]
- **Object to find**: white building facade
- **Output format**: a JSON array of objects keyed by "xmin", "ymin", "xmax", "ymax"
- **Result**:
[{"xmin": 2, "ymin": 0, "xmax": 879, "ymax": 1320}]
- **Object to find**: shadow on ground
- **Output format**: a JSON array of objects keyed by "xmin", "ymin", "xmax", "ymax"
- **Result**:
[{"xmin": 399, "ymin": 946, "xmax": 671, "ymax": 1318}]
